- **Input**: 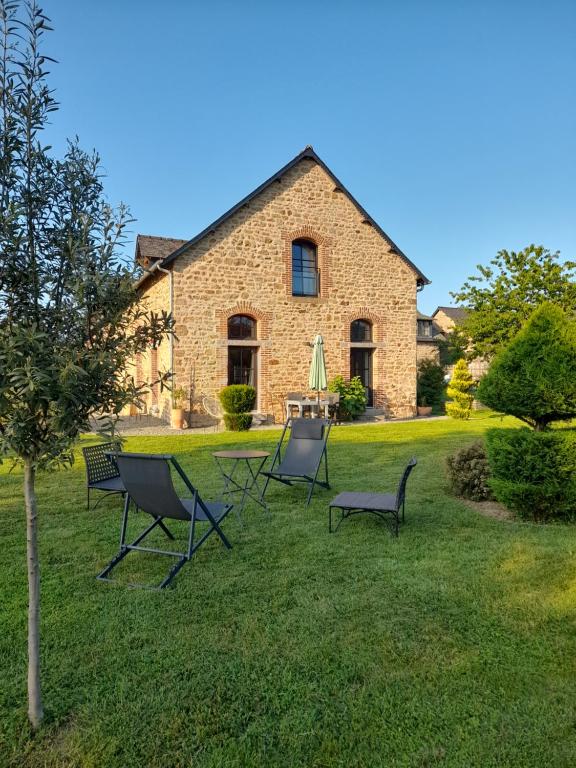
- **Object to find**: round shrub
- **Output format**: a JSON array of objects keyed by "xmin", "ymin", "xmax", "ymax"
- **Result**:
[
  {"xmin": 219, "ymin": 385, "xmax": 256, "ymax": 415},
  {"xmin": 485, "ymin": 428, "xmax": 576, "ymax": 521},
  {"xmin": 446, "ymin": 441, "xmax": 493, "ymax": 501},
  {"xmin": 223, "ymin": 413, "xmax": 253, "ymax": 432}
]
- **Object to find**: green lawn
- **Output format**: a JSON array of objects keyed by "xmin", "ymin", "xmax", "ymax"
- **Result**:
[{"xmin": 1, "ymin": 416, "xmax": 576, "ymax": 767}]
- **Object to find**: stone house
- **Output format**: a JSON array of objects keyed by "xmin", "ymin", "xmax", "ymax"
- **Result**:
[
  {"xmin": 416, "ymin": 311, "xmax": 444, "ymax": 363},
  {"xmin": 133, "ymin": 146, "xmax": 430, "ymax": 423},
  {"xmin": 432, "ymin": 306, "xmax": 489, "ymax": 379}
]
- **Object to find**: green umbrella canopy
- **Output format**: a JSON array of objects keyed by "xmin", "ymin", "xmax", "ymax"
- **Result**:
[{"xmin": 308, "ymin": 334, "xmax": 328, "ymax": 392}]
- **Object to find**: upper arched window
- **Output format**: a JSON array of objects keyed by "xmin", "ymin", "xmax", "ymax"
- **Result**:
[
  {"xmin": 227, "ymin": 314, "xmax": 256, "ymax": 340},
  {"xmin": 351, "ymin": 319, "xmax": 372, "ymax": 342},
  {"xmin": 292, "ymin": 239, "xmax": 318, "ymax": 297}
]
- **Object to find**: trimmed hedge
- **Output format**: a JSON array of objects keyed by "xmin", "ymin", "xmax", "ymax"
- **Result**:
[
  {"xmin": 219, "ymin": 385, "xmax": 256, "ymax": 415},
  {"xmin": 446, "ymin": 441, "xmax": 493, "ymax": 501},
  {"xmin": 485, "ymin": 428, "xmax": 576, "ymax": 521},
  {"xmin": 223, "ymin": 413, "xmax": 253, "ymax": 432}
]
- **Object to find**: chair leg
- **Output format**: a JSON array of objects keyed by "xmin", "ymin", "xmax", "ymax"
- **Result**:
[
  {"xmin": 260, "ymin": 474, "xmax": 271, "ymax": 501},
  {"xmin": 87, "ymin": 487, "xmax": 90, "ymax": 511},
  {"xmin": 158, "ymin": 519, "xmax": 175, "ymax": 540}
]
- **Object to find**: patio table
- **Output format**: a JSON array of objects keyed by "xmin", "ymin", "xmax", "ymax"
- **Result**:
[{"xmin": 212, "ymin": 450, "xmax": 270, "ymax": 522}]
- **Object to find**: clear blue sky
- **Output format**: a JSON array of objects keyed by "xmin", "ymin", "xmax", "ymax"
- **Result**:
[{"xmin": 44, "ymin": 0, "xmax": 575, "ymax": 314}]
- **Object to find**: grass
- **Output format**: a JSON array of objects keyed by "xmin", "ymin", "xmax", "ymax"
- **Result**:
[{"xmin": 1, "ymin": 414, "xmax": 576, "ymax": 767}]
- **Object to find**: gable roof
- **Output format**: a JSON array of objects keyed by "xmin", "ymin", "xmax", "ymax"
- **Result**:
[
  {"xmin": 136, "ymin": 235, "xmax": 188, "ymax": 264},
  {"xmin": 136, "ymin": 146, "xmax": 430, "ymax": 287},
  {"xmin": 432, "ymin": 306, "xmax": 468, "ymax": 322}
]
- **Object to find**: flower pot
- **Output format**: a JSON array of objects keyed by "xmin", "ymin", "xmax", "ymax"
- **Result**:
[
  {"xmin": 171, "ymin": 407, "xmax": 185, "ymax": 429},
  {"xmin": 417, "ymin": 406, "xmax": 432, "ymax": 417}
]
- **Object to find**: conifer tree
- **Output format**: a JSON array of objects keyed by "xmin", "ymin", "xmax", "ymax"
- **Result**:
[{"xmin": 445, "ymin": 359, "xmax": 475, "ymax": 420}]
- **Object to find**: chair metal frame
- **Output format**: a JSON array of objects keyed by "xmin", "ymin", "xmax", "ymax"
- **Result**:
[
  {"xmin": 329, "ymin": 457, "xmax": 417, "ymax": 537},
  {"xmin": 261, "ymin": 417, "xmax": 332, "ymax": 506},
  {"xmin": 97, "ymin": 453, "xmax": 233, "ymax": 589}
]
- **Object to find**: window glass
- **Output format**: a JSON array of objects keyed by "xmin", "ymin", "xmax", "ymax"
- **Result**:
[
  {"xmin": 350, "ymin": 319, "xmax": 372, "ymax": 342},
  {"xmin": 228, "ymin": 314, "xmax": 256, "ymax": 340},
  {"xmin": 292, "ymin": 240, "xmax": 318, "ymax": 296}
]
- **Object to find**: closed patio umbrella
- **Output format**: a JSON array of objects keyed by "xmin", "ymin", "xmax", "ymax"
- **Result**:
[{"xmin": 308, "ymin": 334, "xmax": 328, "ymax": 416}]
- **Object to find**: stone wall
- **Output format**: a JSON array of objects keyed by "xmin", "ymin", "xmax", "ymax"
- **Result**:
[
  {"xmin": 416, "ymin": 341, "xmax": 440, "ymax": 364},
  {"xmin": 141, "ymin": 158, "xmax": 421, "ymax": 422}
]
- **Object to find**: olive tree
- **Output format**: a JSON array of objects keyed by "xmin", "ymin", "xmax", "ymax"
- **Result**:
[{"xmin": 0, "ymin": 1, "xmax": 172, "ymax": 728}]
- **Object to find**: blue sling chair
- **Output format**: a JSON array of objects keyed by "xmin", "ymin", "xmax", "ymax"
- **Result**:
[{"xmin": 97, "ymin": 453, "xmax": 233, "ymax": 589}]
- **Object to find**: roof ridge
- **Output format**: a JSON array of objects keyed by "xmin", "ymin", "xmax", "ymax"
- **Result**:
[{"xmin": 137, "ymin": 147, "xmax": 430, "ymax": 287}]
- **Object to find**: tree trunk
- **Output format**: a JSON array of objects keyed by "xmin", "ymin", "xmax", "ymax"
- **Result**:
[{"xmin": 24, "ymin": 459, "xmax": 43, "ymax": 729}]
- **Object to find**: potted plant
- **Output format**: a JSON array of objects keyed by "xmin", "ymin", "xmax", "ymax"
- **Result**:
[
  {"xmin": 417, "ymin": 395, "xmax": 432, "ymax": 417},
  {"xmin": 171, "ymin": 386, "xmax": 187, "ymax": 429}
]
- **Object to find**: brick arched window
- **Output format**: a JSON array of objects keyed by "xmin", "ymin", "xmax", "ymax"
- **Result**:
[
  {"xmin": 227, "ymin": 315, "xmax": 258, "ymax": 390},
  {"xmin": 350, "ymin": 319, "xmax": 372, "ymax": 342},
  {"xmin": 292, "ymin": 239, "xmax": 318, "ymax": 297},
  {"xmin": 227, "ymin": 314, "xmax": 256, "ymax": 340}
]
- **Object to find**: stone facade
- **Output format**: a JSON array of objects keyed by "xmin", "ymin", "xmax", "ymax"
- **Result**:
[
  {"xmin": 136, "ymin": 152, "xmax": 428, "ymax": 423},
  {"xmin": 416, "ymin": 340, "xmax": 440, "ymax": 363}
]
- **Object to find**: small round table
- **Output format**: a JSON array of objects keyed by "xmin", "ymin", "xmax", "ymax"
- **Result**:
[{"xmin": 212, "ymin": 450, "xmax": 270, "ymax": 522}]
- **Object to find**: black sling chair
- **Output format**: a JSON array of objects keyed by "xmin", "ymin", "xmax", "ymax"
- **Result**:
[
  {"xmin": 261, "ymin": 417, "xmax": 332, "ymax": 506},
  {"xmin": 97, "ymin": 453, "xmax": 233, "ymax": 589},
  {"xmin": 329, "ymin": 457, "xmax": 417, "ymax": 537}
]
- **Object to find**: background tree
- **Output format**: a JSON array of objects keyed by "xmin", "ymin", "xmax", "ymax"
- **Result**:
[
  {"xmin": 476, "ymin": 303, "xmax": 576, "ymax": 431},
  {"xmin": 451, "ymin": 245, "xmax": 576, "ymax": 359},
  {"xmin": 437, "ymin": 327, "xmax": 468, "ymax": 366},
  {"xmin": 445, "ymin": 359, "xmax": 474, "ymax": 420},
  {"xmin": 416, "ymin": 359, "xmax": 445, "ymax": 409},
  {"xmin": 0, "ymin": 1, "xmax": 172, "ymax": 728}
]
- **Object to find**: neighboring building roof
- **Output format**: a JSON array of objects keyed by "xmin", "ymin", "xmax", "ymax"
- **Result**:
[
  {"xmin": 432, "ymin": 306, "xmax": 468, "ymax": 321},
  {"xmin": 136, "ymin": 146, "xmax": 430, "ymax": 288},
  {"xmin": 136, "ymin": 235, "xmax": 188, "ymax": 264},
  {"xmin": 417, "ymin": 309, "xmax": 445, "ymax": 342}
]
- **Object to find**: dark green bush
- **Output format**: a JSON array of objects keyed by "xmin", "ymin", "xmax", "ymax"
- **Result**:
[
  {"xmin": 219, "ymin": 385, "xmax": 256, "ymax": 415},
  {"xmin": 417, "ymin": 360, "xmax": 445, "ymax": 408},
  {"xmin": 328, "ymin": 376, "xmax": 367, "ymax": 420},
  {"xmin": 446, "ymin": 441, "xmax": 493, "ymax": 501},
  {"xmin": 485, "ymin": 428, "xmax": 576, "ymax": 521},
  {"xmin": 223, "ymin": 413, "xmax": 253, "ymax": 432}
]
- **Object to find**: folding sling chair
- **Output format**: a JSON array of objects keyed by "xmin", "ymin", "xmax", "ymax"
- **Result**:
[
  {"xmin": 329, "ymin": 457, "xmax": 417, "ymax": 537},
  {"xmin": 97, "ymin": 453, "xmax": 233, "ymax": 589},
  {"xmin": 83, "ymin": 441, "xmax": 126, "ymax": 511},
  {"xmin": 261, "ymin": 417, "xmax": 332, "ymax": 506}
]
